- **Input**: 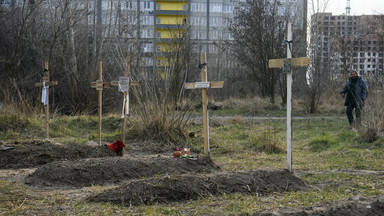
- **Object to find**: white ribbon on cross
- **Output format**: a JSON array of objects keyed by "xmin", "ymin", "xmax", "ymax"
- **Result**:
[
  {"xmin": 119, "ymin": 82, "xmax": 129, "ymax": 118},
  {"xmin": 41, "ymin": 82, "xmax": 48, "ymax": 105}
]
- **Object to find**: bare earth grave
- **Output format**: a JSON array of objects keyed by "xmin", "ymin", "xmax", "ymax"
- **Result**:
[{"xmin": 0, "ymin": 140, "xmax": 383, "ymax": 215}]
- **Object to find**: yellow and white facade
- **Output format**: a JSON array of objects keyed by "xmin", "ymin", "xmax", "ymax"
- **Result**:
[{"xmin": 154, "ymin": 0, "xmax": 189, "ymax": 75}]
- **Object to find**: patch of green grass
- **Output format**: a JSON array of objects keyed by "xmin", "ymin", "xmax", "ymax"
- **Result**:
[
  {"xmin": 0, "ymin": 115, "xmax": 44, "ymax": 141},
  {"xmin": 307, "ymin": 135, "xmax": 337, "ymax": 152}
]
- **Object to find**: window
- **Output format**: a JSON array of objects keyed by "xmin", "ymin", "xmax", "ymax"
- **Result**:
[
  {"xmin": 141, "ymin": 16, "xmax": 154, "ymax": 25},
  {"xmin": 156, "ymin": 18, "xmax": 161, "ymax": 24},
  {"xmin": 278, "ymin": 7, "xmax": 284, "ymax": 16},
  {"xmin": 209, "ymin": 17, "xmax": 222, "ymax": 26},
  {"xmin": 190, "ymin": 30, "xmax": 197, "ymax": 39},
  {"xmin": 183, "ymin": 4, "xmax": 188, "ymax": 10},
  {"xmin": 156, "ymin": 45, "xmax": 161, "ymax": 52},
  {"xmin": 0, "ymin": 0, "xmax": 12, "ymax": 5},
  {"xmin": 191, "ymin": 3, "xmax": 206, "ymax": 12},
  {"xmin": 223, "ymin": 5, "xmax": 234, "ymax": 13},
  {"xmin": 156, "ymin": 4, "xmax": 160, "ymax": 10},
  {"xmin": 156, "ymin": 32, "xmax": 161, "ymax": 38},
  {"xmin": 141, "ymin": 29, "xmax": 154, "ymax": 38},
  {"xmin": 210, "ymin": 3, "xmax": 222, "ymax": 12},
  {"xmin": 210, "ymin": 31, "xmax": 221, "ymax": 39},
  {"xmin": 142, "ymin": 43, "xmax": 153, "ymax": 52},
  {"xmin": 141, "ymin": 2, "xmax": 153, "ymax": 11}
]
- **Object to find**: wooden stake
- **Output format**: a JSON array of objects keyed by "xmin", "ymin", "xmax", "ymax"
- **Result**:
[
  {"xmin": 90, "ymin": 59, "xmax": 108, "ymax": 146},
  {"xmin": 184, "ymin": 52, "xmax": 224, "ymax": 156},
  {"xmin": 97, "ymin": 60, "xmax": 103, "ymax": 146},
  {"xmin": 286, "ymin": 22, "xmax": 293, "ymax": 172},
  {"xmin": 35, "ymin": 62, "xmax": 58, "ymax": 141}
]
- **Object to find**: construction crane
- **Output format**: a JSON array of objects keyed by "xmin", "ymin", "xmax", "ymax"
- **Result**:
[{"xmin": 345, "ymin": 0, "xmax": 351, "ymax": 35}]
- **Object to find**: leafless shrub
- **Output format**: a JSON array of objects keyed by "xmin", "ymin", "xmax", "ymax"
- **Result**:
[{"xmin": 361, "ymin": 89, "xmax": 384, "ymax": 141}]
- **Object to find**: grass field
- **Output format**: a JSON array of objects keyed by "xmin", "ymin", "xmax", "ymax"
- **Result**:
[{"xmin": 0, "ymin": 109, "xmax": 383, "ymax": 215}]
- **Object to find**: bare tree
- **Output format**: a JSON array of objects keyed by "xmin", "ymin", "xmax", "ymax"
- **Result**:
[{"xmin": 229, "ymin": 0, "xmax": 295, "ymax": 104}]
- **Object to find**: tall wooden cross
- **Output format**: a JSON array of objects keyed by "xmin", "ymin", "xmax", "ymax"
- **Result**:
[
  {"xmin": 119, "ymin": 57, "xmax": 140, "ymax": 146},
  {"xmin": 35, "ymin": 62, "xmax": 58, "ymax": 141},
  {"xmin": 90, "ymin": 59, "xmax": 117, "ymax": 146},
  {"xmin": 184, "ymin": 52, "xmax": 224, "ymax": 156},
  {"xmin": 268, "ymin": 22, "xmax": 310, "ymax": 172}
]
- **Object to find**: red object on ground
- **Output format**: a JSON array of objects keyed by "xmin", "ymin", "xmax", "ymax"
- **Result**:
[{"xmin": 106, "ymin": 140, "xmax": 126, "ymax": 152}]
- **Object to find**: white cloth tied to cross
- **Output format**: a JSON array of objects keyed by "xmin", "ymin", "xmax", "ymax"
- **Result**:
[
  {"xmin": 41, "ymin": 82, "xmax": 48, "ymax": 105},
  {"xmin": 119, "ymin": 82, "xmax": 129, "ymax": 118}
]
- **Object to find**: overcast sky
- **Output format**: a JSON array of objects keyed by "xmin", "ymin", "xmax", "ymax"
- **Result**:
[{"xmin": 309, "ymin": 0, "xmax": 384, "ymax": 16}]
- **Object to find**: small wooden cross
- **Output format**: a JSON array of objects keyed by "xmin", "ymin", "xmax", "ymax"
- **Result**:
[
  {"xmin": 90, "ymin": 59, "xmax": 116, "ymax": 146},
  {"xmin": 184, "ymin": 52, "xmax": 224, "ymax": 156},
  {"xmin": 119, "ymin": 57, "xmax": 140, "ymax": 147},
  {"xmin": 35, "ymin": 62, "xmax": 58, "ymax": 141},
  {"xmin": 268, "ymin": 22, "xmax": 310, "ymax": 172}
]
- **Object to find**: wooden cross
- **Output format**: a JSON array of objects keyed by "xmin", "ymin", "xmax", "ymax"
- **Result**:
[
  {"xmin": 268, "ymin": 22, "xmax": 310, "ymax": 172},
  {"xmin": 119, "ymin": 57, "xmax": 140, "ymax": 147},
  {"xmin": 184, "ymin": 52, "xmax": 224, "ymax": 156},
  {"xmin": 35, "ymin": 62, "xmax": 58, "ymax": 141},
  {"xmin": 90, "ymin": 59, "xmax": 117, "ymax": 146}
]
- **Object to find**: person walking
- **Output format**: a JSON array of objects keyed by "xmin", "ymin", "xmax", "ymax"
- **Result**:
[{"xmin": 340, "ymin": 71, "xmax": 368, "ymax": 128}]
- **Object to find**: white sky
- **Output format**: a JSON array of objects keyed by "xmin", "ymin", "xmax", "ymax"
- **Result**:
[{"xmin": 309, "ymin": 0, "xmax": 384, "ymax": 16}]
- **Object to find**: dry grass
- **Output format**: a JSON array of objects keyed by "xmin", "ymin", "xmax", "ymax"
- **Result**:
[{"xmin": 361, "ymin": 90, "xmax": 384, "ymax": 141}]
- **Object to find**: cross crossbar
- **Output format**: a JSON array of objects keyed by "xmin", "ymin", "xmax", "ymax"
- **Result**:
[{"xmin": 268, "ymin": 57, "xmax": 310, "ymax": 68}]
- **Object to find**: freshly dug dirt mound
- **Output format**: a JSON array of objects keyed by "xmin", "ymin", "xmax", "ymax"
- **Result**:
[
  {"xmin": 0, "ymin": 140, "xmax": 115, "ymax": 169},
  {"xmin": 253, "ymin": 196, "xmax": 384, "ymax": 216},
  {"xmin": 24, "ymin": 156, "xmax": 220, "ymax": 188},
  {"xmin": 88, "ymin": 169, "xmax": 307, "ymax": 205}
]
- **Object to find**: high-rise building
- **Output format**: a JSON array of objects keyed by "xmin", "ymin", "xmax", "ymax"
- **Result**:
[
  {"xmin": 311, "ymin": 12, "xmax": 384, "ymax": 79},
  {"xmin": 0, "ymin": 0, "xmax": 308, "ymax": 82}
]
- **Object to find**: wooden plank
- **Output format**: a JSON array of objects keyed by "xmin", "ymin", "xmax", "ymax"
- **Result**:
[
  {"xmin": 35, "ymin": 81, "xmax": 58, "ymax": 87},
  {"xmin": 184, "ymin": 82, "xmax": 195, "ymax": 89},
  {"xmin": 130, "ymin": 81, "xmax": 140, "ymax": 86},
  {"xmin": 268, "ymin": 57, "xmax": 310, "ymax": 68},
  {"xmin": 210, "ymin": 81, "xmax": 224, "ymax": 88},
  {"xmin": 90, "ymin": 82, "xmax": 112, "ymax": 88}
]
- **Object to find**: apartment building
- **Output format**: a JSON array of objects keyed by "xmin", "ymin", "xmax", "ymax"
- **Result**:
[
  {"xmin": 311, "ymin": 12, "xmax": 384, "ymax": 79},
  {"xmin": 1, "ymin": 0, "xmax": 308, "ymax": 80}
]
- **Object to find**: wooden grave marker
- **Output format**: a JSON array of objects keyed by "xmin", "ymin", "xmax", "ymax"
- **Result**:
[
  {"xmin": 35, "ymin": 62, "xmax": 58, "ymax": 141},
  {"xmin": 184, "ymin": 52, "xmax": 224, "ymax": 156},
  {"xmin": 119, "ymin": 57, "xmax": 140, "ymax": 148},
  {"xmin": 90, "ymin": 59, "xmax": 117, "ymax": 146},
  {"xmin": 268, "ymin": 22, "xmax": 310, "ymax": 172}
]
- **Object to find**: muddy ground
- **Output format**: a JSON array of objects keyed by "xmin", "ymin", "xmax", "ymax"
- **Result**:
[{"xmin": 1, "ymin": 140, "xmax": 383, "ymax": 215}]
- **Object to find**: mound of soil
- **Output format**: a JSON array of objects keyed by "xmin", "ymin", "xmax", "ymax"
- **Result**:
[
  {"xmin": 0, "ymin": 140, "xmax": 115, "ymax": 169},
  {"xmin": 24, "ymin": 156, "xmax": 220, "ymax": 188},
  {"xmin": 253, "ymin": 196, "xmax": 384, "ymax": 216},
  {"xmin": 88, "ymin": 169, "xmax": 307, "ymax": 205}
]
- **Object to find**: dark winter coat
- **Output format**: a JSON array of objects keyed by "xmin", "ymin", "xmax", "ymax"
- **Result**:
[{"xmin": 340, "ymin": 76, "xmax": 368, "ymax": 106}]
